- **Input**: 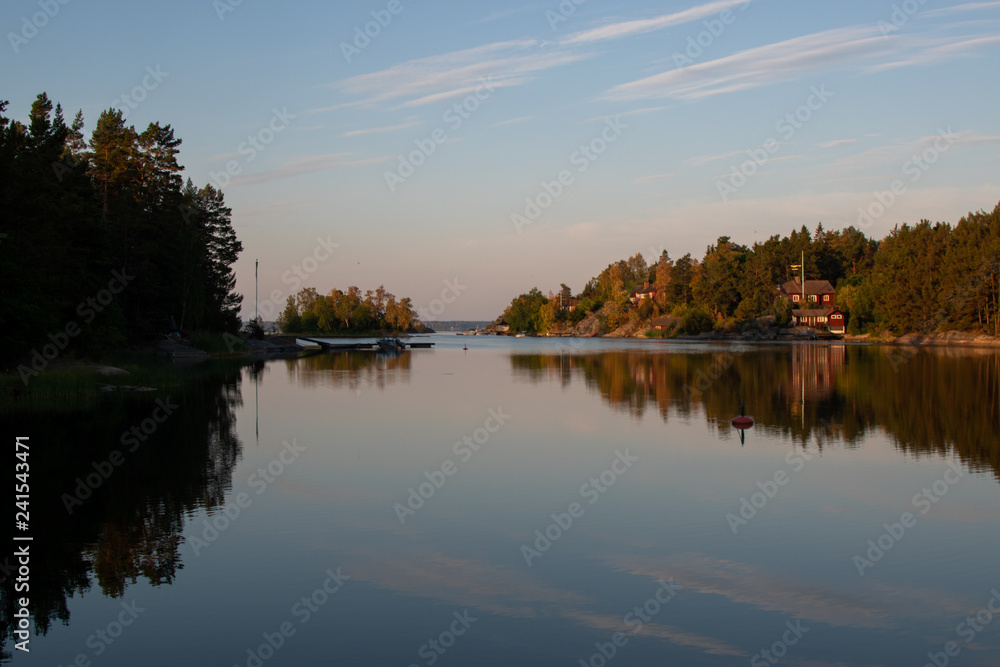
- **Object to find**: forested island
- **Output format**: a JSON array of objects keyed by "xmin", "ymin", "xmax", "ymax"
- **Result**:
[
  {"xmin": 496, "ymin": 202, "xmax": 1000, "ymax": 339},
  {"xmin": 275, "ymin": 286, "xmax": 423, "ymax": 334},
  {"xmin": 1, "ymin": 93, "xmax": 244, "ymax": 373}
]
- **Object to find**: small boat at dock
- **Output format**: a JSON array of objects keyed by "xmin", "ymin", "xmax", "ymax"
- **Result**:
[{"xmin": 377, "ymin": 337, "xmax": 406, "ymax": 353}]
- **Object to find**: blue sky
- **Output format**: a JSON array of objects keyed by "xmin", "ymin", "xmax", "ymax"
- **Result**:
[{"xmin": 3, "ymin": 0, "xmax": 999, "ymax": 319}]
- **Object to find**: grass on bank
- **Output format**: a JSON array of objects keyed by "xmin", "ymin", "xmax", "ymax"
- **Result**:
[
  {"xmin": 0, "ymin": 356, "xmax": 246, "ymax": 415},
  {"xmin": 189, "ymin": 332, "xmax": 249, "ymax": 356}
]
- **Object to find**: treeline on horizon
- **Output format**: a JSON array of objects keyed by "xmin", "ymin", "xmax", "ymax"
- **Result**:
[
  {"xmin": 0, "ymin": 93, "xmax": 243, "ymax": 370},
  {"xmin": 276, "ymin": 286, "xmax": 420, "ymax": 334},
  {"xmin": 500, "ymin": 202, "xmax": 1000, "ymax": 337}
]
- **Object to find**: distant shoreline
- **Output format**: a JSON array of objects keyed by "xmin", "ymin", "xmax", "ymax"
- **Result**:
[{"xmin": 471, "ymin": 330, "xmax": 1000, "ymax": 347}]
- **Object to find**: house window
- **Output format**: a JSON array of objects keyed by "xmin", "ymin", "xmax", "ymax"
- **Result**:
[
  {"xmin": 823, "ymin": 295, "xmax": 830, "ymax": 302},
  {"xmin": 808, "ymin": 295, "xmax": 817, "ymax": 302},
  {"xmin": 792, "ymin": 295, "xmax": 799, "ymax": 302}
]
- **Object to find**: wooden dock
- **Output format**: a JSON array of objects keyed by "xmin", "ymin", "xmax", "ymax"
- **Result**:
[{"xmin": 298, "ymin": 338, "xmax": 434, "ymax": 350}]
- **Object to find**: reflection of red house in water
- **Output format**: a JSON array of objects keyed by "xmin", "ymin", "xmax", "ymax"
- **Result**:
[{"xmin": 788, "ymin": 344, "xmax": 845, "ymax": 408}]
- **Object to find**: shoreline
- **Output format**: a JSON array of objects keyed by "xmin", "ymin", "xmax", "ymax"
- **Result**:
[{"xmin": 498, "ymin": 329, "xmax": 1000, "ymax": 348}]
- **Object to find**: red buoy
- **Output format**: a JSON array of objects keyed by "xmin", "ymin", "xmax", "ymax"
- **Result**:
[{"xmin": 731, "ymin": 416, "xmax": 754, "ymax": 429}]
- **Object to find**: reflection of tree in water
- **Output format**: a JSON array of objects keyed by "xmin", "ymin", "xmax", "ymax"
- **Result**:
[
  {"xmin": 285, "ymin": 350, "xmax": 412, "ymax": 394},
  {"xmin": 510, "ymin": 346, "xmax": 1000, "ymax": 479},
  {"xmin": 0, "ymin": 362, "xmax": 245, "ymax": 659}
]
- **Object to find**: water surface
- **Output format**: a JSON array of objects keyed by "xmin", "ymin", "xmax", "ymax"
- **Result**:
[{"xmin": 3, "ymin": 336, "xmax": 1000, "ymax": 666}]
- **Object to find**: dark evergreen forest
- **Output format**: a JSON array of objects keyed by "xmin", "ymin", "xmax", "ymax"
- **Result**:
[{"xmin": 1, "ymin": 94, "xmax": 243, "ymax": 370}]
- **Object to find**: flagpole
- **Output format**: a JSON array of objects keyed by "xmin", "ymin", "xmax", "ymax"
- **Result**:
[{"xmin": 255, "ymin": 259, "xmax": 258, "ymax": 321}]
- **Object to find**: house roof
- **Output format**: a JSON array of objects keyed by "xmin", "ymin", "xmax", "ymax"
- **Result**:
[
  {"xmin": 792, "ymin": 308, "xmax": 841, "ymax": 317},
  {"xmin": 779, "ymin": 279, "xmax": 835, "ymax": 296},
  {"xmin": 651, "ymin": 316, "xmax": 678, "ymax": 327},
  {"xmin": 631, "ymin": 286, "xmax": 656, "ymax": 295}
]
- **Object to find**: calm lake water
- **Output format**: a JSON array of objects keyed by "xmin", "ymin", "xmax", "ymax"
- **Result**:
[{"xmin": 4, "ymin": 336, "xmax": 1000, "ymax": 666}]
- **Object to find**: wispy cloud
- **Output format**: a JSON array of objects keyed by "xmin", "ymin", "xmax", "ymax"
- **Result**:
[
  {"xmin": 209, "ymin": 151, "xmax": 240, "ymax": 162},
  {"xmin": 565, "ymin": 611, "xmax": 746, "ymax": 657},
  {"xmin": 921, "ymin": 1, "xmax": 1000, "ymax": 17},
  {"xmin": 561, "ymin": 0, "xmax": 750, "ymax": 46},
  {"xmin": 687, "ymin": 149, "xmax": 746, "ymax": 166},
  {"xmin": 334, "ymin": 40, "xmax": 590, "ymax": 109},
  {"xmin": 399, "ymin": 80, "xmax": 527, "ymax": 108},
  {"xmin": 635, "ymin": 173, "xmax": 676, "ymax": 183},
  {"xmin": 603, "ymin": 24, "xmax": 999, "ymax": 101},
  {"xmin": 231, "ymin": 153, "xmax": 387, "ymax": 187},
  {"xmin": 604, "ymin": 25, "xmax": 888, "ymax": 101},
  {"xmin": 341, "ymin": 119, "xmax": 421, "ymax": 138},
  {"xmin": 621, "ymin": 553, "xmax": 978, "ymax": 630},
  {"xmin": 828, "ymin": 130, "xmax": 1000, "ymax": 173},
  {"xmin": 817, "ymin": 138, "xmax": 857, "ymax": 148},
  {"xmin": 583, "ymin": 106, "xmax": 668, "ymax": 123},
  {"xmin": 710, "ymin": 153, "xmax": 805, "ymax": 178},
  {"xmin": 490, "ymin": 116, "xmax": 533, "ymax": 127},
  {"xmin": 867, "ymin": 33, "xmax": 1000, "ymax": 72}
]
